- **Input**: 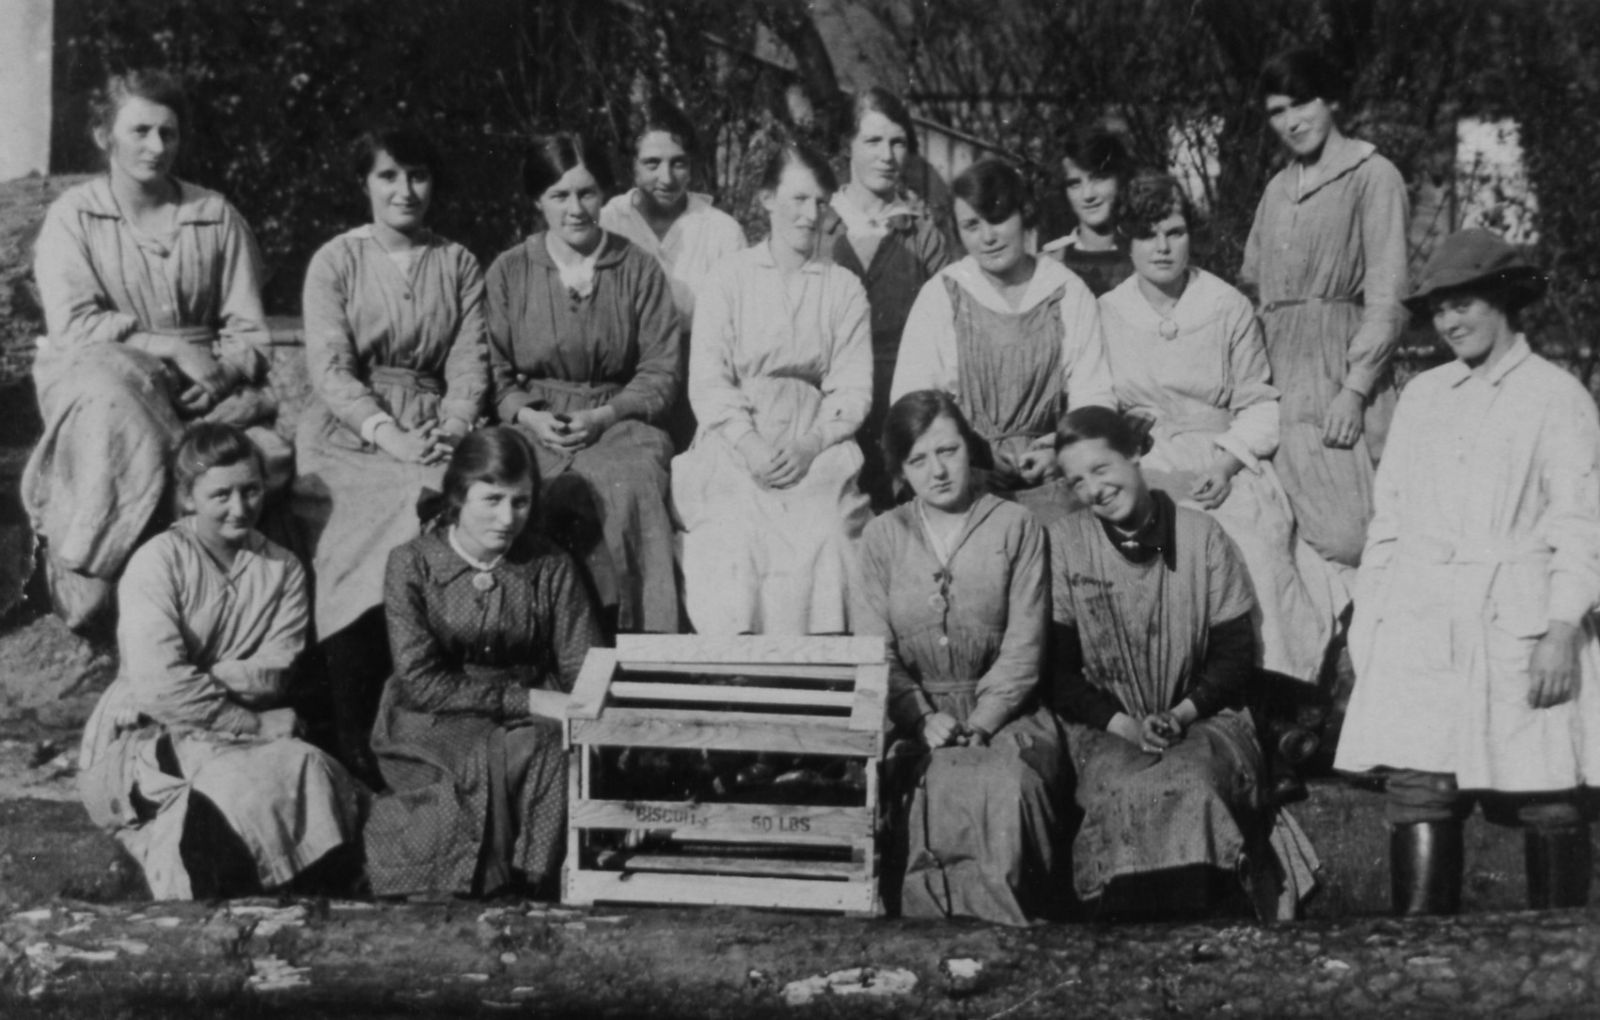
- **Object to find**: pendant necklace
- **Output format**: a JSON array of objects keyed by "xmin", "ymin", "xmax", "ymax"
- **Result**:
[
  {"xmin": 449, "ymin": 527, "xmax": 506, "ymax": 592},
  {"xmin": 918, "ymin": 499, "xmax": 973, "ymax": 626}
]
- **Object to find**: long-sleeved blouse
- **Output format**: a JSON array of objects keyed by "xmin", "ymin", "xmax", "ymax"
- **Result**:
[
  {"xmin": 34, "ymin": 177, "xmax": 269, "ymax": 379},
  {"xmin": 1336, "ymin": 339, "xmax": 1600, "ymax": 790}
]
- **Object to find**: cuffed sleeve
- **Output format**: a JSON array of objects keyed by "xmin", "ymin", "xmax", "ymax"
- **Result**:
[
  {"xmin": 1342, "ymin": 159, "xmax": 1410, "ymax": 397},
  {"xmin": 485, "ymin": 248, "xmax": 538, "ymax": 425},
  {"xmin": 687, "ymin": 261, "xmax": 760, "ymax": 447},
  {"xmin": 1059, "ymin": 278, "xmax": 1118, "ymax": 411},
  {"xmin": 1216, "ymin": 296, "xmax": 1279, "ymax": 470},
  {"xmin": 605, "ymin": 254, "xmax": 681, "ymax": 424},
  {"xmin": 810, "ymin": 272, "xmax": 873, "ymax": 448},
  {"xmin": 439, "ymin": 248, "xmax": 490, "ymax": 427},
  {"xmin": 1541, "ymin": 381, "xmax": 1600, "ymax": 625},
  {"xmin": 852, "ymin": 521, "xmax": 936, "ymax": 731},
  {"xmin": 212, "ymin": 202, "xmax": 270, "ymax": 384},
  {"xmin": 34, "ymin": 198, "xmax": 140, "ymax": 349},
  {"xmin": 968, "ymin": 514, "xmax": 1048, "ymax": 736},
  {"xmin": 208, "ymin": 555, "xmax": 309, "ymax": 708},
  {"xmin": 303, "ymin": 241, "xmax": 389, "ymax": 432}
]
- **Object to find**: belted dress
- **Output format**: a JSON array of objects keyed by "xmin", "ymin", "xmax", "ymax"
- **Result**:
[
  {"xmin": 1335, "ymin": 339, "xmax": 1600, "ymax": 791},
  {"xmin": 1240, "ymin": 137, "xmax": 1409, "ymax": 569},
  {"xmin": 487, "ymin": 232, "xmax": 681, "ymax": 633},
  {"xmin": 1098, "ymin": 268, "xmax": 1339, "ymax": 682},
  {"xmin": 892, "ymin": 257, "xmax": 1116, "ymax": 515},
  {"xmin": 293, "ymin": 226, "xmax": 490, "ymax": 640}
]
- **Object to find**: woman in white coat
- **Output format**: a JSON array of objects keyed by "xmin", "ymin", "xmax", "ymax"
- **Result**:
[{"xmin": 1334, "ymin": 229, "xmax": 1600, "ymax": 915}]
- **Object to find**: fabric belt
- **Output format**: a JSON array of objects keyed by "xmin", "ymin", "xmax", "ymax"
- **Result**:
[
  {"xmin": 367, "ymin": 365, "xmax": 444, "ymax": 394},
  {"xmin": 1261, "ymin": 295, "xmax": 1362, "ymax": 314},
  {"xmin": 1393, "ymin": 534, "xmax": 1548, "ymax": 566}
]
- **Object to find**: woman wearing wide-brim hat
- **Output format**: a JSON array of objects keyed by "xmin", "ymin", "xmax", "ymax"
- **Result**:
[{"xmin": 1334, "ymin": 227, "xmax": 1600, "ymax": 916}]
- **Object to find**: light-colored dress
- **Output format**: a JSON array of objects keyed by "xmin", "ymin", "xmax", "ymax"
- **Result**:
[
  {"xmin": 892, "ymin": 256, "xmax": 1116, "ymax": 511},
  {"xmin": 26, "ymin": 178, "xmax": 286, "ymax": 619},
  {"xmin": 367, "ymin": 530, "xmax": 601, "ymax": 896},
  {"xmin": 293, "ymin": 225, "xmax": 489, "ymax": 639},
  {"xmin": 77, "ymin": 520, "xmax": 361, "ymax": 900},
  {"xmin": 1240, "ymin": 137, "xmax": 1410, "ymax": 569},
  {"xmin": 1335, "ymin": 339, "xmax": 1600, "ymax": 791},
  {"xmin": 673, "ymin": 243, "xmax": 873, "ymax": 635},
  {"xmin": 487, "ymin": 232, "xmax": 681, "ymax": 633},
  {"xmin": 822, "ymin": 189, "xmax": 953, "ymax": 509},
  {"xmin": 598, "ymin": 190, "xmax": 746, "ymax": 320},
  {"xmin": 1099, "ymin": 268, "xmax": 1340, "ymax": 682},
  {"xmin": 855, "ymin": 494, "xmax": 1063, "ymax": 925},
  {"xmin": 1048, "ymin": 498, "xmax": 1266, "ymax": 902}
]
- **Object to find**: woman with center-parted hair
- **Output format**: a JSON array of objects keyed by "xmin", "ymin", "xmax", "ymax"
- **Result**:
[
  {"xmin": 1241, "ymin": 48, "xmax": 1410, "ymax": 573},
  {"xmin": 78, "ymin": 424, "xmax": 361, "ymax": 900},
  {"xmin": 291, "ymin": 124, "xmax": 490, "ymax": 783},
  {"xmin": 28, "ymin": 69, "xmax": 288, "ymax": 631},
  {"xmin": 487, "ymin": 132, "xmax": 682, "ymax": 635},
  {"xmin": 365, "ymin": 426, "xmax": 602, "ymax": 898},
  {"xmin": 673, "ymin": 140, "xmax": 873, "ymax": 635},
  {"xmin": 854, "ymin": 390, "xmax": 1064, "ymax": 925},
  {"xmin": 892, "ymin": 158, "xmax": 1116, "ymax": 516}
]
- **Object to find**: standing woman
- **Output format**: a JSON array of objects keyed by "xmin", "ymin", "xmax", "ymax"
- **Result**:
[
  {"xmin": 1241, "ymin": 48, "xmax": 1409, "ymax": 572},
  {"xmin": 1098, "ymin": 174, "xmax": 1336, "ymax": 683},
  {"xmin": 367, "ymin": 427, "xmax": 602, "ymax": 897},
  {"xmin": 293, "ymin": 125, "xmax": 489, "ymax": 779},
  {"xmin": 822, "ymin": 88, "xmax": 953, "ymax": 509},
  {"xmin": 599, "ymin": 98, "xmax": 746, "ymax": 450},
  {"xmin": 1335, "ymin": 230, "xmax": 1600, "ymax": 915},
  {"xmin": 28, "ymin": 69, "xmax": 287, "ymax": 630},
  {"xmin": 855, "ymin": 391, "xmax": 1063, "ymax": 925},
  {"xmin": 1040, "ymin": 128, "xmax": 1136, "ymax": 297},
  {"xmin": 674, "ymin": 142, "xmax": 872, "ymax": 635},
  {"xmin": 78, "ymin": 425, "xmax": 361, "ymax": 900},
  {"xmin": 893, "ymin": 159, "xmax": 1116, "ymax": 513},
  {"xmin": 488, "ymin": 133, "xmax": 681, "ymax": 634}
]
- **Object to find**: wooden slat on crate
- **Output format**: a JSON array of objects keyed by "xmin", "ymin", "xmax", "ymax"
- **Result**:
[
  {"xmin": 570, "ymin": 711, "xmax": 881, "ymax": 756},
  {"xmin": 608, "ymin": 681, "xmax": 855, "ymax": 710},
  {"xmin": 847, "ymin": 662, "xmax": 889, "ymax": 732},
  {"xmin": 567, "ymin": 649, "xmax": 617, "ymax": 721},
  {"xmin": 616, "ymin": 634, "xmax": 885, "ymax": 665},
  {"xmin": 594, "ymin": 851, "xmax": 866, "ymax": 880},
  {"xmin": 619, "ymin": 661, "xmax": 856, "ymax": 682},
  {"xmin": 570, "ymin": 800, "xmax": 871, "ymax": 845},
  {"xmin": 564, "ymin": 869, "xmax": 878, "ymax": 913}
]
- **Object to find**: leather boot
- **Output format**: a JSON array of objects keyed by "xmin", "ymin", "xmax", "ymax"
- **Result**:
[
  {"xmin": 1390, "ymin": 821, "xmax": 1463, "ymax": 916},
  {"xmin": 1526, "ymin": 825, "xmax": 1592, "ymax": 910}
]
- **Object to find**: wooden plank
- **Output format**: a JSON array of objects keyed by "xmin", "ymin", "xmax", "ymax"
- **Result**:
[
  {"xmin": 569, "ymin": 800, "xmax": 872, "ymax": 845},
  {"xmin": 562, "ymin": 869, "xmax": 878, "ymax": 914},
  {"xmin": 847, "ymin": 662, "xmax": 889, "ymax": 732},
  {"xmin": 608, "ymin": 681, "xmax": 854, "ymax": 710},
  {"xmin": 593, "ymin": 851, "xmax": 866, "ymax": 880},
  {"xmin": 619, "ymin": 662, "xmax": 856, "ymax": 682},
  {"xmin": 616, "ymin": 634, "xmax": 886, "ymax": 666},
  {"xmin": 566, "ymin": 649, "xmax": 618, "ymax": 722},
  {"xmin": 570, "ymin": 714, "xmax": 881, "ymax": 757}
]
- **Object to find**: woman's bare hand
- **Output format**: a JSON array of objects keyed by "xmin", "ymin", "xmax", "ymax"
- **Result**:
[{"xmin": 1529, "ymin": 620, "xmax": 1583, "ymax": 709}]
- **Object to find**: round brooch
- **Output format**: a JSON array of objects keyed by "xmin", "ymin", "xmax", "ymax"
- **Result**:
[
  {"xmin": 1158, "ymin": 318, "xmax": 1180, "ymax": 341},
  {"xmin": 472, "ymin": 571, "xmax": 497, "ymax": 592}
]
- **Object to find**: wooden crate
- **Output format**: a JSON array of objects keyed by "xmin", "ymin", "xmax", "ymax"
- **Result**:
[{"xmin": 562, "ymin": 635, "xmax": 888, "ymax": 915}]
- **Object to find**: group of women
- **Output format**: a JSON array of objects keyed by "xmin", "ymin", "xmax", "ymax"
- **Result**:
[{"xmin": 45, "ymin": 46, "xmax": 1600, "ymax": 924}]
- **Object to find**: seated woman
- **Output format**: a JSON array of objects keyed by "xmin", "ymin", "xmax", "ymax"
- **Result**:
[
  {"xmin": 1040, "ymin": 127, "xmax": 1136, "ymax": 297},
  {"xmin": 599, "ymin": 97, "xmax": 745, "ymax": 452},
  {"xmin": 892, "ymin": 158, "xmax": 1115, "ymax": 516},
  {"xmin": 293, "ymin": 124, "xmax": 489, "ymax": 779},
  {"xmin": 1049, "ymin": 407, "xmax": 1280, "ymax": 918},
  {"xmin": 77, "ymin": 424, "xmax": 361, "ymax": 900},
  {"xmin": 821, "ymin": 87, "xmax": 953, "ymax": 509},
  {"xmin": 855, "ymin": 391, "xmax": 1063, "ymax": 926},
  {"xmin": 365, "ymin": 427, "xmax": 601, "ymax": 898},
  {"xmin": 673, "ymin": 141, "xmax": 873, "ymax": 635},
  {"xmin": 488, "ymin": 133, "xmax": 681, "ymax": 634},
  {"xmin": 28, "ymin": 69, "xmax": 288, "ymax": 631},
  {"xmin": 1097, "ymin": 174, "xmax": 1338, "ymax": 684}
]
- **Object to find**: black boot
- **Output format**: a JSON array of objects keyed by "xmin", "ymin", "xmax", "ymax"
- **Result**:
[
  {"xmin": 1526, "ymin": 825, "xmax": 1592, "ymax": 910},
  {"xmin": 1390, "ymin": 821, "xmax": 1463, "ymax": 916}
]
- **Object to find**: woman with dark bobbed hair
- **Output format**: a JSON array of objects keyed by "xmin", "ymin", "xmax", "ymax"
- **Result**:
[
  {"xmin": 855, "ymin": 390, "xmax": 1063, "ymax": 925},
  {"xmin": 366, "ymin": 426, "xmax": 602, "ymax": 897},
  {"xmin": 893, "ymin": 158, "xmax": 1115, "ymax": 513},
  {"xmin": 1242, "ymin": 48, "xmax": 1410, "ymax": 575},
  {"xmin": 29, "ymin": 69, "xmax": 287, "ymax": 630},
  {"xmin": 487, "ymin": 132, "xmax": 682, "ymax": 635},
  {"xmin": 674, "ymin": 141, "xmax": 872, "ymax": 635},
  {"xmin": 822, "ymin": 87, "xmax": 954, "ymax": 510},
  {"xmin": 1040, "ymin": 127, "xmax": 1136, "ymax": 297},
  {"xmin": 293, "ymin": 123, "xmax": 490, "ymax": 781}
]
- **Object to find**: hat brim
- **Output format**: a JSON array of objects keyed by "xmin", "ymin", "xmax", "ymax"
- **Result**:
[{"xmin": 1403, "ymin": 265, "xmax": 1548, "ymax": 316}]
